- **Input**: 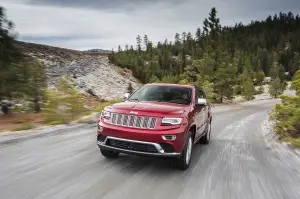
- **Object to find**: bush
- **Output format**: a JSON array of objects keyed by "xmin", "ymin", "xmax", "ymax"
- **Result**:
[
  {"xmin": 241, "ymin": 77, "xmax": 255, "ymax": 101},
  {"xmin": 14, "ymin": 122, "xmax": 34, "ymax": 131},
  {"xmin": 94, "ymin": 99, "xmax": 123, "ymax": 113},
  {"xmin": 234, "ymin": 85, "xmax": 243, "ymax": 95},
  {"xmin": 270, "ymin": 70, "xmax": 300, "ymax": 147},
  {"xmin": 43, "ymin": 78, "xmax": 88, "ymax": 124},
  {"xmin": 271, "ymin": 95, "xmax": 300, "ymax": 137},
  {"xmin": 268, "ymin": 77, "xmax": 286, "ymax": 98},
  {"xmin": 253, "ymin": 71, "xmax": 265, "ymax": 85},
  {"xmin": 293, "ymin": 70, "xmax": 300, "ymax": 95}
]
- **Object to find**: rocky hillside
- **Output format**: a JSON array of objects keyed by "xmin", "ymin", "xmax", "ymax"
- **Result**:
[{"xmin": 16, "ymin": 42, "xmax": 142, "ymax": 100}]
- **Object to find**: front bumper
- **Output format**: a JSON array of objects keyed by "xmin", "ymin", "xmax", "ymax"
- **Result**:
[{"xmin": 97, "ymin": 136, "xmax": 181, "ymax": 158}]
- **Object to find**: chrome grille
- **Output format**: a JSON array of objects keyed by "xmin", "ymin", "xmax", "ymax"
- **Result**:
[
  {"xmin": 149, "ymin": 118, "xmax": 156, "ymax": 129},
  {"xmin": 110, "ymin": 113, "xmax": 157, "ymax": 129}
]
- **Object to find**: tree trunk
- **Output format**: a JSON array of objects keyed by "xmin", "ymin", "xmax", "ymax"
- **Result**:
[{"xmin": 1, "ymin": 104, "xmax": 9, "ymax": 114}]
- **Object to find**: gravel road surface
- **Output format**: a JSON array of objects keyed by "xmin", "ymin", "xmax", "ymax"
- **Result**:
[{"xmin": 1, "ymin": 99, "xmax": 300, "ymax": 199}]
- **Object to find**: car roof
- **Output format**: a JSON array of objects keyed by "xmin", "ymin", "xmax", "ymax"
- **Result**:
[{"xmin": 146, "ymin": 83, "xmax": 194, "ymax": 89}]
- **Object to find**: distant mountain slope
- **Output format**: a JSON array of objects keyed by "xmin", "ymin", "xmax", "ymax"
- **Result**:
[{"xmin": 16, "ymin": 41, "xmax": 141, "ymax": 100}]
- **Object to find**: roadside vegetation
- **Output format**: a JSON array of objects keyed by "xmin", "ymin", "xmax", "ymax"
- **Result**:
[
  {"xmin": 0, "ymin": 6, "xmax": 123, "ymax": 131},
  {"xmin": 1, "ymin": 5, "xmax": 300, "ymax": 131},
  {"xmin": 43, "ymin": 77, "xmax": 89, "ymax": 125},
  {"xmin": 270, "ymin": 70, "xmax": 300, "ymax": 148},
  {"xmin": 110, "ymin": 8, "xmax": 299, "ymax": 103},
  {"xmin": 13, "ymin": 122, "xmax": 34, "ymax": 131}
]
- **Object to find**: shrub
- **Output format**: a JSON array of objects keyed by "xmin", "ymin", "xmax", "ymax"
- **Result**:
[
  {"xmin": 43, "ymin": 78, "xmax": 88, "ymax": 124},
  {"xmin": 14, "ymin": 122, "xmax": 34, "ymax": 131},
  {"xmin": 94, "ymin": 98, "xmax": 123, "ymax": 113},
  {"xmin": 253, "ymin": 71, "xmax": 265, "ymax": 85},
  {"xmin": 293, "ymin": 70, "xmax": 300, "ymax": 95},
  {"xmin": 270, "ymin": 70, "xmax": 300, "ymax": 147},
  {"xmin": 241, "ymin": 77, "xmax": 255, "ymax": 101},
  {"xmin": 234, "ymin": 85, "xmax": 243, "ymax": 95},
  {"xmin": 271, "ymin": 95, "xmax": 300, "ymax": 137},
  {"xmin": 268, "ymin": 77, "xmax": 286, "ymax": 98}
]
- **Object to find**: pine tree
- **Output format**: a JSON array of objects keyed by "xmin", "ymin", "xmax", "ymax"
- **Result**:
[
  {"xmin": 269, "ymin": 77, "xmax": 285, "ymax": 98},
  {"xmin": 213, "ymin": 52, "xmax": 237, "ymax": 102},
  {"xmin": 195, "ymin": 28, "xmax": 201, "ymax": 43},
  {"xmin": 143, "ymin": 35, "xmax": 149, "ymax": 51},
  {"xmin": 242, "ymin": 77, "xmax": 256, "ymax": 101},
  {"xmin": 0, "ymin": 6, "xmax": 47, "ymax": 113},
  {"xmin": 136, "ymin": 35, "xmax": 142, "ymax": 52},
  {"xmin": 118, "ymin": 45, "xmax": 122, "ymax": 52},
  {"xmin": 108, "ymin": 7, "xmax": 300, "ymax": 104}
]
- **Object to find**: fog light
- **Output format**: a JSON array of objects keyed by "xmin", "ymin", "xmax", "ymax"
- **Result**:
[
  {"xmin": 162, "ymin": 135, "xmax": 176, "ymax": 141},
  {"xmin": 98, "ymin": 125, "xmax": 103, "ymax": 132}
]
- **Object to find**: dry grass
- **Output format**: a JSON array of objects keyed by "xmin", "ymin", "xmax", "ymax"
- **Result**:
[{"xmin": 0, "ymin": 113, "xmax": 46, "ymax": 132}]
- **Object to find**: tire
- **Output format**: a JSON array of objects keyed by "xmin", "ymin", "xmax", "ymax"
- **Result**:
[
  {"xmin": 176, "ymin": 132, "xmax": 193, "ymax": 170},
  {"xmin": 100, "ymin": 149, "xmax": 119, "ymax": 158},
  {"xmin": 199, "ymin": 120, "xmax": 211, "ymax": 145}
]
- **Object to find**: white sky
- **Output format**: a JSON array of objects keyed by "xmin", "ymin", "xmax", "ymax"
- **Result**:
[{"xmin": 2, "ymin": 0, "xmax": 300, "ymax": 50}]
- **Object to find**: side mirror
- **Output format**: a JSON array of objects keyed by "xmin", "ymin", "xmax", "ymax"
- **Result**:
[
  {"xmin": 123, "ymin": 93, "xmax": 130, "ymax": 101},
  {"xmin": 196, "ymin": 98, "xmax": 207, "ymax": 106}
]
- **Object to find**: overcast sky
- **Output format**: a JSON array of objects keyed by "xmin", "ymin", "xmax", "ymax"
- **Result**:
[{"xmin": 2, "ymin": 0, "xmax": 300, "ymax": 50}]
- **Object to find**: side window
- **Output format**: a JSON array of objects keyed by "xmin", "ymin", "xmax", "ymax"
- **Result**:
[{"xmin": 198, "ymin": 89, "xmax": 205, "ymax": 99}]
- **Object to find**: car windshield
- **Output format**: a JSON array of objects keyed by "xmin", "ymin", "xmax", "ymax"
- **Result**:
[{"xmin": 128, "ymin": 85, "xmax": 192, "ymax": 105}]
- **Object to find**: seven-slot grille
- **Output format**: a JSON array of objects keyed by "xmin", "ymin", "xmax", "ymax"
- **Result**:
[
  {"xmin": 111, "ymin": 113, "xmax": 157, "ymax": 129},
  {"xmin": 106, "ymin": 139, "xmax": 158, "ymax": 153}
]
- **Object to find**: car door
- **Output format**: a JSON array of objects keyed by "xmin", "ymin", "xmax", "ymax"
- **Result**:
[
  {"xmin": 194, "ymin": 88, "xmax": 207, "ymax": 140},
  {"xmin": 197, "ymin": 89, "xmax": 208, "ymax": 137}
]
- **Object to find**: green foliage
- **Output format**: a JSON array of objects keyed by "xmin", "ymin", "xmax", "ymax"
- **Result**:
[
  {"xmin": 234, "ymin": 85, "xmax": 243, "ymax": 95},
  {"xmin": 268, "ymin": 77, "xmax": 286, "ymax": 98},
  {"xmin": 109, "ymin": 8, "xmax": 300, "ymax": 103},
  {"xmin": 14, "ymin": 122, "xmax": 34, "ymax": 131},
  {"xmin": 271, "ymin": 95, "xmax": 300, "ymax": 138},
  {"xmin": 178, "ymin": 79, "xmax": 192, "ymax": 85},
  {"xmin": 253, "ymin": 71, "xmax": 265, "ymax": 85},
  {"xmin": 242, "ymin": 77, "xmax": 256, "ymax": 101},
  {"xmin": 269, "ymin": 60, "xmax": 287, "ymax": 81},
  {"xmin": 282, "ymin": 137, "xmax": 300, "ymax": 148},
  {"xmin": 43, "ymin": 78, "xmax": 88, "ymax": 124},
  {"xmin": 0, "ymin": 7, "xmax": 47, "ymax": 102},
  {"xmin": 270, "ymin": 70, "xmax": 300, "ymax": 148},
  {"xmin": 292, "ymin": 70, "xmax": 300, "ymax": 95},
  {"xmin": 161, "ymin": 75, "xmax": 178, "ymax": 83},
  {"xmin": 213, "ymin": 55, "xmax": 237, "ymax": 102},
  {"xmin": 202, "ymin": 80, "xmax": 215, "ymax": 102},
  {"xmin": 94, "ymin": 99, "xmax": 123, "ymax": 113},
  {"xmin": 149, "ymin": 75, "xmax": 160, "ymax": 83}
]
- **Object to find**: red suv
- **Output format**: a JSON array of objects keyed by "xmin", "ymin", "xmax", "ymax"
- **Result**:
[{"xmin": 97, "ymin": 83, "xmax": 212, "ymax": 170}]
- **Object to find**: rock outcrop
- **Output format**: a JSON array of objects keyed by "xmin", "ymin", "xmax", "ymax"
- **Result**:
[{"xmin": 17, "ymin": 42, "xmax": 142, "ymax": 100}]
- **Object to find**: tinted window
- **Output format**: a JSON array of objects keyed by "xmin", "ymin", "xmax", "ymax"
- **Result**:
[{"xmin": 128, "ymin": 85, "xmax": 192, "ymax": 105}]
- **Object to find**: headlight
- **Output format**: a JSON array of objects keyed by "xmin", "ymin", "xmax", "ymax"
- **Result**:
[
  {"xmin": 161, "ymin": 117, "xmax": 183, "ymax": 125},
  {"xmin": 101, "ymin": 110, "xmax": 111, "ymax": 119}
]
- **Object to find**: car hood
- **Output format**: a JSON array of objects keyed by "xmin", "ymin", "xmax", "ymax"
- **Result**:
[{"xmin": 106, "ymin": 101, "xmax": 190, "ymax": 118}]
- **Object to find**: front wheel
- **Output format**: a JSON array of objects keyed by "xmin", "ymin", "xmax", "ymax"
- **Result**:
[
  {"xmin": 176, "ymin": 133, "xmax": 193, "ymax": 170},
  {"xmin": 100, "ymin": 149, "xmax": 119, "ymax": 158},
  {"xmin": 199, "ymin": 121, "xmax": 211, "ymax": 145}
]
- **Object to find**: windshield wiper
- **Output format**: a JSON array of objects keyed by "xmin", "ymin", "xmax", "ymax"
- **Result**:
[{"xmin": 128, "ymin": 98, "xmax": 139, "ymax": 102}]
